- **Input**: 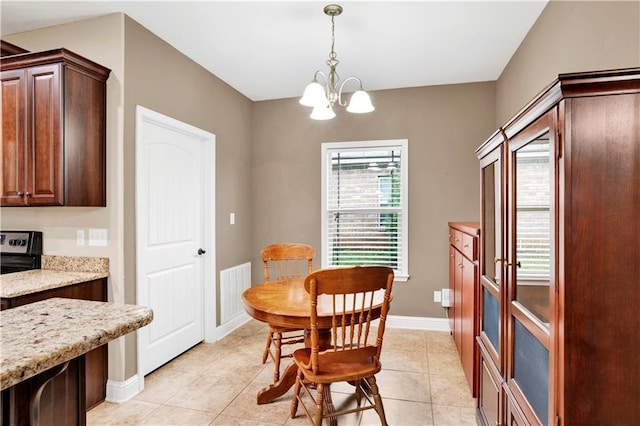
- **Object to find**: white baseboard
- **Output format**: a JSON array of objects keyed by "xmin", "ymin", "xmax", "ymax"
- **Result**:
[
  {"xmin": 386, "ymin": 315, "xmax": 451, "ymax": 332},
  {"xmin": 215, "ymin": 313, "xmax": 449, "ymax": 340},
  {"xmin": 106, "ymin": 374, "xmax": 143, "ymax": 403},
  {"xmin": 215, "ymin": 311, "xmax": 251, "ymax": 340}
]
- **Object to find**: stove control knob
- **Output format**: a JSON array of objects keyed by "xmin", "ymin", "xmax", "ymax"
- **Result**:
[
  {"xmin": 19, "ymin": 239, "xmax": 27, "ymax": 246},
  {"xmin": 9, "ymin": 239, "xmax": 15, "ymax": 246}
]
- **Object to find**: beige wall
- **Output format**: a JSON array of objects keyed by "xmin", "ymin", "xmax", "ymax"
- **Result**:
[
  {"xmin": 251, "ymin": 82, "xmax": 496, "ymax": 318},
  {"xmin": 122, "ymin": 16, "xmax": 253, "ymax": 315},
  {"xmin": 496, "ymin": 0, "xmax": 640, "ymax": 124},
  {"xmin": 121, "ymin": 17, "xmax": 253, "ymax": 376},
  {"xmin": 124, "ymin": 16, "xmax": 252, "ymax": 375}
]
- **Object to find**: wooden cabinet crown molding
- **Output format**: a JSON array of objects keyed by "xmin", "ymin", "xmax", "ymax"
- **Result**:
[
  {"xmin": 501, "ymin": 67, "xmax": 640, "ymax": 140},
  {"xmin": 0, "ymin": 48, "xmax": 110, "ymax": 81},
  {"xmin": 1, "ymin": 40, "xmax": 29, "ymax": 57}
]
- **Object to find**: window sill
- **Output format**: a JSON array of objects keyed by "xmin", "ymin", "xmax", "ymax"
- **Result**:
[{"xmin": 394, "ymin": 274, "xmax": 409, "ymax": 282}]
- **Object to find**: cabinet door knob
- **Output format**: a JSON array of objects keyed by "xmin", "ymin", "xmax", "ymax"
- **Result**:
[
  {"xmin": 494, "ymin": 257, "xmax": 503, "ymax": 264},
  {"xmin": 25, "ymin": 192, "xmax": 31, "ymax": 197},
  {"xmin": 16, "ymin": 191, "xmax": 24, "ymax": 196},
  {"xmin": 463, "ymin": 244, "xmax": 469, "ymax": 248}
]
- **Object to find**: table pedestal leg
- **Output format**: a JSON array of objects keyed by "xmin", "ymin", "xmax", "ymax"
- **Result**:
[
  {"xmin": 257, "ymin": 362, "xmax": 297, "ymax": 404},
  {"xmin": 256, "ymin": 328, "xmax": 333, "ymax": 405}
]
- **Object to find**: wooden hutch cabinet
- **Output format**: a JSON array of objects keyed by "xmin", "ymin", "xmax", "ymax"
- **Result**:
[
  {"xmin": 448, "ymin": 221, "xmax": 480, "ymax": 397},
  {"xmin": 475, "ymin": 68, "xmax": 640, "ymax": 426},
  {"xmin": 1, "ymin": 48, "xmax": 110, "ymax": 206}
]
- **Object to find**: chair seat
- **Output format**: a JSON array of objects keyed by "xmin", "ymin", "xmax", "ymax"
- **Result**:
[{"xmin": 292, "ymin": 347, "xmax": 381, "ymax": 384}]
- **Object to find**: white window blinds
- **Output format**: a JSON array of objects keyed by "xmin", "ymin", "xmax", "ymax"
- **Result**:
[
  {"xmin": 515, "ymin": 142, "xmax": 551, "ymax": 279},
  {"xmin": 322, "ymin": 140, "xmax": 408, "ymax": 280}
]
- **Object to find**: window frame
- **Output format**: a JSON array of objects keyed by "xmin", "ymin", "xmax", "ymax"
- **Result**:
[{"xmin": 321, "ymin": 139, "xmax": 409, "ymax": 281}]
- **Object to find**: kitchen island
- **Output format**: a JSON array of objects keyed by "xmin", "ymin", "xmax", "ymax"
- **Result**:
[
  {"xmin": 0, "ymin": 298, "xmax": 153, "ymax": 425},
  {"xmin": 0, "ymin": 256, "xmax": 111, "ymax": 409}
]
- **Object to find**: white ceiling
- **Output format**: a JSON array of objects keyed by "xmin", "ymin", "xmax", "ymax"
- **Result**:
[{"xmin": 1, "ymin": 1, "xmax": 548, "ymax": 101}]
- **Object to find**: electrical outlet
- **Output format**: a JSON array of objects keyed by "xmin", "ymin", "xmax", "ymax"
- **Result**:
[
  {"xmin": 77, "ymin": 230, "xmax": 85, "ymax": 246},
  {"xmin": 89, "ymin": 228, "xmax": 108, "ymax": 246},
  {"xmin": 441, "ymin": 289, "xmax": 452, "ymax": 307},
  {"xmin": 433, "ymin": 290, "xmax": 442, "ymax": 303}
]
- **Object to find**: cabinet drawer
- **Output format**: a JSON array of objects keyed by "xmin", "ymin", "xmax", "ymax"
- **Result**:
[
  {"xmin": 461, "ymin": 232, "xmax": 477, "ymax": 261},
  {"xmin": 449, "ymin": 226, "xmax": 478, "ymax": 261},
  {"xmin": 449, "ymin": 228, "xmax": 458, "ymax": 246}
]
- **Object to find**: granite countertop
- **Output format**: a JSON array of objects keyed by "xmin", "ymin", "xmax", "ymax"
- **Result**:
[
  {"xmin": 0, "ymin": 297, "xmax": 153, "ymax": 390},
  {"xmin": 0, "ymin": 255, "xmax": 109, "ymax": 298},
  {"xmin": 0, "ymin": 269, "xmax": 109, "ymax": 298}
]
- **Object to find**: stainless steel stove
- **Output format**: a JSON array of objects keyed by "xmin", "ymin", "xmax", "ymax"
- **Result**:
[{"xmin": 0, "ymin": 231, "xmax": 43, "ymax": 274}]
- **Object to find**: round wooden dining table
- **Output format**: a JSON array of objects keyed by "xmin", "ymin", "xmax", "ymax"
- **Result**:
[{"xmin": 242, "ymin": 277, "xmax": 386, "ymax": 405}]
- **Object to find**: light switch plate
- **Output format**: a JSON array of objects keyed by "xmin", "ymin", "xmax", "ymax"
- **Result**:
[
  {"xmin": 89, "ymin": 228, "xmax": 108, "ymax": 246},
  {"xmin": 77, "ymin": 230, "xmax": 85, "ymax": 246}
]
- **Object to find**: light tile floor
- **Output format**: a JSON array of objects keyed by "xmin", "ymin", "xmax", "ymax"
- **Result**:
[{"xmin": 88, "ymin": 320, "xmax": 477, "ymax": 425}]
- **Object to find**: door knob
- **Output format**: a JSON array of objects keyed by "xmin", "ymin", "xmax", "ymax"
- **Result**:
[{"xmin": 197, "ymin": 248, "xmax": 206, "ymax": 255}]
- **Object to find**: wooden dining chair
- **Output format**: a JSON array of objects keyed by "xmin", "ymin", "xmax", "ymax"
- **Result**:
[
  {"xmin": 261, "ymin": 243, "xmax": 315, "ymax": 383},
  {"xmin": 290, "ymin": 266, "xmax": 394, "ymax": 426}
]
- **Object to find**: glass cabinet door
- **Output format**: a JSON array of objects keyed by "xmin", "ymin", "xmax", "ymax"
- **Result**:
[
  {"xmin": 478, "ymin": 139, "xmax": 504, "ymax": 359},
  {"xmin": 506, "ymin": 109, "xmax": 556, "ymax": 426},
  {"xmin": 511, "ymin": 131, "xmax": 553, "ymax": 327}
]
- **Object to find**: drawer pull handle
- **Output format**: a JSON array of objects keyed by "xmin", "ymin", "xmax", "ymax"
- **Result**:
[
  {"xmin": 463, "ymin": 244, "xmax": 469, "ymax": 248},
  {"xmin": 455, "ymin": 238, "xmax": 460, "ymax": 242},
  {"xmin": 506, "ymin": 261, "xmax": 521, "ymax": 268},
  {"xmin": 494, "ymin": 257, "xmax": 503, "ymax": 264}
]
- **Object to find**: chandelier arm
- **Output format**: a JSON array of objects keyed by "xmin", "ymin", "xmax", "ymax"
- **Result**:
[
  {"xmin": 336, "ymin": 76, "xmax": 364, "ymax": 107},
  {"xmin": 313, "ymin": 70, "xmax": 328, "ymax": 84}
]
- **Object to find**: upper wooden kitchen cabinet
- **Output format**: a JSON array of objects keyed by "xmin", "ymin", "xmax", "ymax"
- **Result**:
[{"xmin": 1, "ymin": 48, "xmax": 110, "ymax": 206}]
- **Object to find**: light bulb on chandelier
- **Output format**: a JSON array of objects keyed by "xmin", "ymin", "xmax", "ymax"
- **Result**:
[{"xmin": 300, "ymin": 4, "xmax": 375, "ymax": 120}]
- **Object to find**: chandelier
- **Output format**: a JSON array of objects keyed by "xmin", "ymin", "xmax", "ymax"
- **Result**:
[{"xmin": 299, "ymin": 4, "xmax": 375, "ymax": 120}]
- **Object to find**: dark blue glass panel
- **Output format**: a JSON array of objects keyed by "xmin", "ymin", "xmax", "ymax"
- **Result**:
[
  {"xmin": 513, "ymin": 320, "xmax": 549, "ymax": 425},
  {"xmin": 483, "ymin": 288, "xmax": 499, "ymax": 350}
]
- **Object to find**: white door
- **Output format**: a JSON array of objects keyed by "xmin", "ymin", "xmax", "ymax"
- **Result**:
[{"xmin": 136, "ymin": 106, "xmax": 216, "ymax": 376}]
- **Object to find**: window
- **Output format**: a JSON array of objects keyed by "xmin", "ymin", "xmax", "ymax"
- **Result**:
[{"xmin": 321, "ymin": 140, "xmax": 408, "ymax": 281}]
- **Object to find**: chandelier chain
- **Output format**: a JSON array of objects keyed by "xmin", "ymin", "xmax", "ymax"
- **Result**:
[{"xmin": 329, "ymin": 15, "xmax": 337, "ymax": 60}]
